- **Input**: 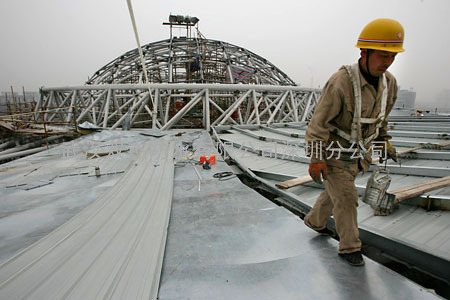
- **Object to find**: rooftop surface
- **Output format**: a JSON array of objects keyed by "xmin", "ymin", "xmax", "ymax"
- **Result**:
[
  {"xmin": 214, "ymin": 120, "xmax": 450, "ymax": 283},
  {"xmin": 0, "ymin": 129, "xmax": 446, "ymax": 299}
]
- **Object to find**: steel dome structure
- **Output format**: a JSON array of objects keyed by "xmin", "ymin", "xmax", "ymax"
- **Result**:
[
  {"xmin": 32, "ymin": 18, "xmax": 321, "ymax": 130},
  {"xmin": 86, "ymin": 37, "xmax": 296, "ymax": 86}
]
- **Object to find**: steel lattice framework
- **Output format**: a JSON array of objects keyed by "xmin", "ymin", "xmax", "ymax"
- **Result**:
[
  {"xmin": 37, "ymin": 84, "xmax": 320, "ymax": 130},
  {"xmin": 33, "ymin": 36, "xmax": 321, "ymax": 130},
  {"xmin": 86, "ymin": 37, "xmax": 296, "ymax": 86}
]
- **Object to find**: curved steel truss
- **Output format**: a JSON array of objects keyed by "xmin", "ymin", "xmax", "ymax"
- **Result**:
[
  {"xmin": 35, "ymin": 84, "xmax": 320, "ymax": 130},
  {"xmin": 27, "ymin": 36, "xmax": 320, "ymax": 130},
  {"xmin": 86, "ymin": 37, "xmax": 296, "ymax": 86}
]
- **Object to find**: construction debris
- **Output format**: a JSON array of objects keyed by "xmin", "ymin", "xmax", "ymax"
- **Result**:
[
  {"xmin": 76, "ymin": 121, "xmax": 102, "ymax": 135},
  {"xmin": 0, "ymin": 120, "xmax": 15, "ymax": 133}
]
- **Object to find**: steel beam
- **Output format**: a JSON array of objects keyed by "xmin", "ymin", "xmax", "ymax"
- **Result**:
[
  {"xmin": 102, "ymin": 89, "xmax": 112, "ymax": 128},
  {"xmin": 35, "ymin": 84, "xmax": 320, "ymax": 130},
  {"xmin": 388, "ymin": 124, "xmax": 450, "ymax": 133},
  {"xmin": 390, "ymin": 131, "xmax": 450, "ymax": 140}
]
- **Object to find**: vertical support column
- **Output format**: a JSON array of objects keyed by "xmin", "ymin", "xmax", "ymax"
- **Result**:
[
  {"xmin": 153, "ymin": 88, "xmax": 159, "ymax": 128},
  {"xmin": 164, "ymin": 91, "xmax": 172, "ymax": 125},
  {"xmin": 65, "ymin": 91, "xmax": 77, "ymax": 123},
  {"xmin": 204, "ymin": 89, "xmax": 210, "ymax": 131},
  {"xmin": 226, "ymin": 64, "xmax": 234, "ymax": 84},
  {"xmin": 290, "ymin": 90, "xmax": 299, "ymax": 122},
  {"xmin": 157, "ymin": 88, "xmax": 165, "ymax": 128},
  {"xmin": 103, "ymin": 88, "xmax": 112, "ymax": 129},
  {"xmin": 244, "ymin": 92, "xmax": 253, "ymax": 124},
  {"xmin": 112, "ymin": 90, "xmax": 123, "ymax": 120}
]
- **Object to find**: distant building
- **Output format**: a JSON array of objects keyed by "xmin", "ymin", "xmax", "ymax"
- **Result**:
[
  {"xmin": 436, "ymin": 89, "xmax": 450, "ymax": 111},
  {"xmin": 394, "ymin": 88, "xmax": 416, "ymax": 110}
]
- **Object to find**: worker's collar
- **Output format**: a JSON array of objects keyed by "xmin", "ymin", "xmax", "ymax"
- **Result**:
[{"xmin": 358, "ymin": 59, "xmax": 379, "ymax": 91}]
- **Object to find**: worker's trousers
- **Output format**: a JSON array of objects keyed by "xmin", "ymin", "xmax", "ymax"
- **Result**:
[{"xmin": 304, "ymin": 162, "xmax": 361, "ymax": 254}]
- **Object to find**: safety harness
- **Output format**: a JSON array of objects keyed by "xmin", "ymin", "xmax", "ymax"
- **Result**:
[{"xmin": 329, "ymin": 63, "xmax": 388, "ymax": 153}]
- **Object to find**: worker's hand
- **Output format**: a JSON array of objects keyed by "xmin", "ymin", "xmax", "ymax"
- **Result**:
[
  {"xmin": 380, "ymin": 141, "xmax": 397, "ymax": 163},
  {"xmin": 309, "ymin": 161, "xmax": 328, "ymax": 184}
]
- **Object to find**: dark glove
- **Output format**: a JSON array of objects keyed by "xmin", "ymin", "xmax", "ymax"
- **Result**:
[
  {"xmin": 380, "ymin": 141, "xmax": 397, "ymax": 163},
  {"xmin": 309, "ymin": 161, "xmax": 328, "ymax": 184}
]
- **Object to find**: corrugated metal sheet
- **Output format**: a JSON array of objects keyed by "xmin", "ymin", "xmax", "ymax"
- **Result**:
[
  {"xmin": 0, "ymin": 131, "xmax": 148, "ymax": 264},
  {"xmin": 0, "ymin": 140, "xmax": 175, "ymax": 300}
]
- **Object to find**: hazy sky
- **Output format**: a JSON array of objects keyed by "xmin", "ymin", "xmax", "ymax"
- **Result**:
[{"xmin": 0, "ymin": 0, "xmax": 449, "ymax": 108}]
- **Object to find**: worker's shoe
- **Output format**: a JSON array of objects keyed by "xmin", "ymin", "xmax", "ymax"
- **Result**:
[
  {"xmin": 339, "ymin": 251, "xmax": 365, "ymax": 266},
  {"xmin": 304, "ymin": 221, "xmax": 336, "ymax": 237}
]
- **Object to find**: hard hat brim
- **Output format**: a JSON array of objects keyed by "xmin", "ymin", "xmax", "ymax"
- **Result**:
[{"xmin": 355, "ymin": 44, "xmax": 405, "ymax": 53}]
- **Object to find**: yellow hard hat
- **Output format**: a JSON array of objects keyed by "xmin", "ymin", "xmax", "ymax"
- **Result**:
[
  {"xmin": 417, "ymin": 109, "xmax": 423, "ymax": 112},
  {"xmin": 356, "ymin": 18, "xmax": 405, "ymax": 53}
]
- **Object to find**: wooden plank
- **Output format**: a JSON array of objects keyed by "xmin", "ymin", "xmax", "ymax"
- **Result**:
[
  {"xmin": 397, "ymin": 145, "xmax": 423, "ymax": 155},
  {"xmin": 389, "ymin": 176, "xmax": 450, "ymax": 194},
  {"xmin": 389, "ymin": 176, "xmax": 450, "ymax": 202},
  {"xmin": 275, "ymin": 175, "xmax": 312, "ymax": 189},
  {"xmin": 436, "ymin": 141, "xmax": 450, "ymax": 149}
]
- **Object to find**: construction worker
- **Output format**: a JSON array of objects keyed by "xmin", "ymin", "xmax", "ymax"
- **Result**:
[
  {"xmin": 412, "ymin": 109, "xmax": 424, "ymax": 116},
  {"xmin": 303, "ymin": 18, "xmax": 404, "ymax": 266}
]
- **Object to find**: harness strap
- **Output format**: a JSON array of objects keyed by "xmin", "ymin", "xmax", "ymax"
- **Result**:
[{"xmin": 329, "ymin": 64, "xmax": 388, "ymax": 152}]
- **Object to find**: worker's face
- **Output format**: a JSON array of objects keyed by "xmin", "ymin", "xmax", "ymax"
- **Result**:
[{"xmin": 361, "ymin": 49, "xmax": 397, "ymax": 77}]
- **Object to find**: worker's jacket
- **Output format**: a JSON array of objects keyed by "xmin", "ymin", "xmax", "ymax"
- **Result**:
[{"xmin": 305, "ymin": 64, "xmax": 398, "ymax": 172}]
